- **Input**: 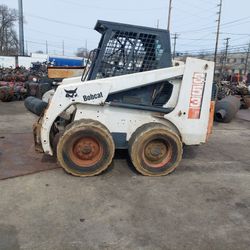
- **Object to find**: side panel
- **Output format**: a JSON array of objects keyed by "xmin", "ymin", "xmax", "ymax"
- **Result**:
[
  {"xmin": 74, "ymin": 105, "xmax": 179, "ymax": 148},
  {"xmin": 164, "ymin": 58, "xmax": 214, "ymax": 145}
]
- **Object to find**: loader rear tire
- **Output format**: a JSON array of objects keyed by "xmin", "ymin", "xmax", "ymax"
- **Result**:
[
  {"xmin": 129, "ymin": 123, "xmax": 182, "ymax": 176},
  {"xmin": 57, "ymin": 119, "xmax": 115, "ymax": 177}
]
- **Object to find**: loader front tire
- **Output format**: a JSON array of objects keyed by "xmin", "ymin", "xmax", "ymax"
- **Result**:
[
  {"xmin": 57, "ymin": 119, "xmax": 115, "ymax": 177},
  {"xmin": 129, "ymin": 123, "xmax": 182, "ymax": 176}
]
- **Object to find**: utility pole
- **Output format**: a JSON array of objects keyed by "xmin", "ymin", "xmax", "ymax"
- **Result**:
[
  {"xmin": 214, "ymin": 0, "xmax": 223, "ymax": 70},
  {"xmin": 167, "ymin": 0, "xmax": 173, "ymax": 30},
  {"xmin": 45, "ymin": 40, "xmax": 48, "ymax": 54},
  {"xmin": 172, "ymin": 33, "xmax": 179, "ymax": 59},
  {"xmin": 157, "ymin": 19, "xmax": 160, "ymax": 29},
  {"xmin": 224, "ymin": 38, "xmax": 230, "ymax": 64},
  {"xmin": 220, "ymin": 37, "xmax": 230, "ymax": 79},
  {"xmin": 244, "ymin": 41, "xmax": 250, "ymax": 75},
  {"xmin": 62, "ymin": 40, "xmax": 65, "ymax": 56},
  {"xmin": 25, "ymin": 40, "xmax": 28, "ymax": 55},
  {"xmin": 85, "ymin": 40, "xmax": 88, "ymax": 51},
  {"xmin": 18, "ymin": 0, "xmax": 25, "ymax": 55}
]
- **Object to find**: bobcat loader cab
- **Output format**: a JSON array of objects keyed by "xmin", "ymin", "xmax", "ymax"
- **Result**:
[{"xmin": 33, "ymin": 20, "xmax": 215, "ymax": 177}]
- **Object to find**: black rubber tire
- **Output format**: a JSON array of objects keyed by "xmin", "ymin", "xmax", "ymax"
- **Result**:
[
  {"xmin": 128, "ymin": 123, "xmax": 183, "ymax": 176},
  {"xmin": 214, "ymin": 96, "xmax": 241, "ymax": 123},
  {"xmin": 0, "ymin": 86, "xmax": 14, "ymax": 102},
  {"xmin": 57, "ymin": 119, "xmax": 115, "ymax": 177},
  {"xmin": 36, "ymin": 82, "xmax": 52, "ymax": 99},
  {"xmin": 24, "ymin": 96, "xmax": 48, "ymax": 116}
]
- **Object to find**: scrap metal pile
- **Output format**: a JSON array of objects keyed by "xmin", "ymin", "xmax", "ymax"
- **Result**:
[
  {"xmin": 215, "ymin": 80, "xmax": 250, "ymax": 123},
  {"xmin": 0, "ymin": 63, "xmax": 51, "ymax": 102},
  {"xmin": 217, "ymin": 81, "xmax": 249, "ymax": 100}
]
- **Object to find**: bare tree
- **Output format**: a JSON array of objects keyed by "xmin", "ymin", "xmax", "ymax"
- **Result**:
[
  {"xmin": 75, "ymin": 47, "xmax": 90, "ymax": 58},
  {"xmin": 0, "ymin": 5, "xmax": 18, "ymax": 56},
  {"xmin": 35, "ymin": 50, "xmax": 44, "ymax": 54}
]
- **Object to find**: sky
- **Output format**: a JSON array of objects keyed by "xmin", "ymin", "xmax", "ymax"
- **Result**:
[{"xmin": 1, "ymin": 0, "xmax": 250, "ymax": 56}]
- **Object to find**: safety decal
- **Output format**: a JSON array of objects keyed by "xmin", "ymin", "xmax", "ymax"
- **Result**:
[{"xmin": 188, "ymin": 72, "xmax": 207, "ymax": 119}]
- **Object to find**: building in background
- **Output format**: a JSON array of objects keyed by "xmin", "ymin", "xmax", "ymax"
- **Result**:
[
  {"xmin": 0, "ymin": 53, "xmax": 87, "ymax": 68},
  {"xmin": 176, "ymin": 51, "xmax": 250, "ymax": 78}
]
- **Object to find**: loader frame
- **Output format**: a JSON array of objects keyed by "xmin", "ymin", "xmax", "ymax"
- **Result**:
[{"xmin": 35, "ymin": 57, "xmax": 214, "ymax": 156}]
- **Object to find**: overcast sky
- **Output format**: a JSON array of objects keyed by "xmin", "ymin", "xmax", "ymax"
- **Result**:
[{"xmin": 1, "ymin": 0, "xmax": 250, "ymax": 56}]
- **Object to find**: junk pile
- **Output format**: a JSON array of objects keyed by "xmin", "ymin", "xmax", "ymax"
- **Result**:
[
  {"xmin": 0, "ymin": 63, "xmax": 52, "ymax": 102},
  {"xmin": 217, "ymin": 81, "xmax": 249, "ymax": 100},
  {"xmin": 215, "ymin": 80, "xmax": 250, "ymax": 123}
]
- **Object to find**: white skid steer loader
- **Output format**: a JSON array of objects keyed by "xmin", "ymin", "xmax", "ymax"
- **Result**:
[{"xmin": 31, "ymin": 20, "xmax": 215, "ymax": 176}]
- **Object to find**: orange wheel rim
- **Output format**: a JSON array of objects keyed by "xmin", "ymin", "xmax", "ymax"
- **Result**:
[
  {"xmin": 69, "ymin": 136, "xmax": 103, "ymax": 167},
  {"xmin": 142, "ymin": 139, "xmax": 172, "ymax": 168}
]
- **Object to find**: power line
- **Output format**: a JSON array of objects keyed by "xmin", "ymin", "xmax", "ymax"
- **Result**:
[
  {"xmin": 26, "ymin": 40, "xmax": 64, "ymax": 50},
  {"xmin": 173, "ymin": 13, "xmax": 217, "ymax": 30},
  {"xmin": 24, "ymin": 26, "xmax": 92, "ymax": 43},
  {"xmin": 173, "ymin": 4, "xmax": 218, "ymax": 21},
  {"xmin": 176, "ymin": 15, "xmax": 250, "ymax": 34},
  {"xmin": 25, "ymin": 13, "xmax": 93, "ymax": 30},
  {"xmin": 221, "ymin": 15, "xmax": 250, "ymax": 26},
  {"xmin": 170, "ymin": 31, "xmax": 239, "ymax": 50},
  {"xmin": 178, "ymin": 42, "xmax": 249, "ymax": 51},
  {"xmin": 20, "ymin": 2, "xmax": 250, "ymax": 57},
  {"xmin": 56, "ymin": 0, "xmax": 165, "ymax": 12},
  {"xmin": 195, "ymin": 0, "xmax": 217, "ymax": 6},
  {"xmin": 25, "ymin": 36, "xmax": 88, "ymax": 52},
  {"xmin": 176, "ymin": 37, "xmax": 216, "ymax": 41},
  {"xmin": 175, "ymin": 0, "xmax": 217, "ymax": 12},
  {"xmin": 26, "ymin": 40, "xmax": 75, "ymax": 55},
  {"xmin": 177, "ymin": 44, "xmax": 249, "ymax": 54},
  {"xmin": 220, "ymin": 32, "xmax": 250, "ymax": 36}
]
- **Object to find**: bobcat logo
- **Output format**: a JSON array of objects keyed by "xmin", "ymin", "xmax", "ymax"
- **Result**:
[{"xmin": 64, "ymin": 88, "xmax": 78, "ymax": 98}]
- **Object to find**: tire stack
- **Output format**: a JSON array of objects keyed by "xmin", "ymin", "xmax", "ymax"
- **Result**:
[
  {"xmin": 0, "ymin": 67, "xmax": 28, "ymax": 102},
  {"xmin": 0, "ymin": 65, "xmax": 52, "ymax": 102},
  {"xmin": 0, "ymin": 81, "xmax": 15, "ymax": 102}
]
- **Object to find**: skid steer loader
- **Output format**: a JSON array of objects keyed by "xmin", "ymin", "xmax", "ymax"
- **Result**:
[{"xmin": 32, "ymin": 20, "xmax": 215, "ymax": 177}]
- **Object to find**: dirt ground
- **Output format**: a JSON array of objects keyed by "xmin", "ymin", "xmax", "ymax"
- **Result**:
[{"xmin": 0, "ymin": 101, "xmax": 250, "ymax": 250}]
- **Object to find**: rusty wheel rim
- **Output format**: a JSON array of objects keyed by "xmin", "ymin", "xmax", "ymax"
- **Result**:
[
  {"xmin": 69, "ymin": 136, "xmax": 103, "ymax": 167},
  {"xmin": 142, "ymin": 139, "xmax": 172, "ymax": 168}
]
